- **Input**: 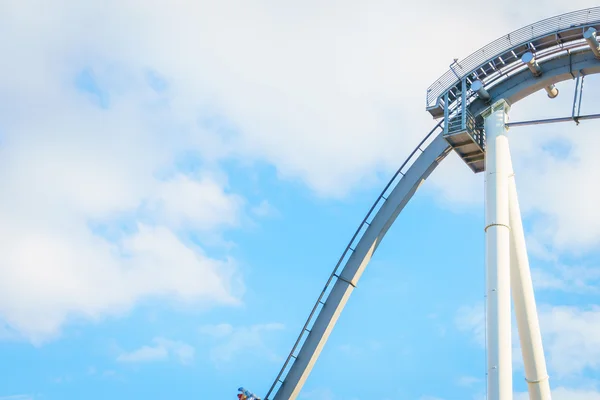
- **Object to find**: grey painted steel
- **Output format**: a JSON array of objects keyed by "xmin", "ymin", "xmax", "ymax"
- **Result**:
[
  {"xmin": 584, "ymin": 28, "xmax": 600, "ymax": 58},
  {"xmin": 267, "ymin": 129, "xmax": 452, "ymax": 400},
  {"xmin": 472, "ymin": 80, "xmax": 491, "ymax": 100},
  {"xmin": 426, "ymin": 6, "xmax": 600, "ymax": 111},
  {"xmin": 263, "ymin": 120, "xmax": 444, "ymax": 399},
  {"xmin": 263, "ymin": 119, "xmax": 444, "ymax": 399},
  {"xmin": 507, "ymin": 113, "xmax": 600, "ymax": 127},
  {"xmin": 265, "ymin": 9, "xmax": 600, "ymax": 400},
  {"xmin": 448, "ymin": 49, "xmax": 599, "ymax": 172},
  {"xmin": 469, "ymin": 49, "xmax": 600, "ymax": 117},
  {"xmin": 267, "ymin": 47, "xmax": 600, "ymax": 400}
]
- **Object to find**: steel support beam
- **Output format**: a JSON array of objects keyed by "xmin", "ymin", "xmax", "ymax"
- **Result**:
[
  {"xmin": 506, "ymin": 113, "xmax": 600, "ymax": 128},
  {"xmin": 469, "ymin": 51, "xmax": 600, "ymax": 118},
  {"xmin": 472, "ymin": 80, "xmax": 491, "ymax": 100},
  {"xmin": 483, "ymin": 99, "xmax": 513, "ymax": 400},
  {"xmin": 584, "ymin": 27, "xmax": 600, "ymax": 59},
  {"xmin": 506, "ymin": 148, "xmax": 551, "ymax": 400}
]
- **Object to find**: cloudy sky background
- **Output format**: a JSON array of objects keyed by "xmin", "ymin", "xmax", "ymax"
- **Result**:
[{"xmin": 1, "ymin": 0, "xmax": 600, "ymax": 399}]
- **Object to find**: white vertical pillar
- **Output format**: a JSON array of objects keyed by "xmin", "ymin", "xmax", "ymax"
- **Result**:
[
  {"xmin": 483, "ymin": 99, "xmax": 513, "ymax": 400},
  {"xmin": 506, "ymin": 153, "xmax": 552, "ymax": 400}
]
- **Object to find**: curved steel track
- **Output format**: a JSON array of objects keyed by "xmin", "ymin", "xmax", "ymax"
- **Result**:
[{"xmin": 265, "ymin": 7, "xmax": 600, "ymax": 400}]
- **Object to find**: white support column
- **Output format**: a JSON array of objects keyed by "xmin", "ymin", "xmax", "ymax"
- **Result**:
[
  {"xmin": 483, "ymin": 99, "xmax": 513, "ymax": 400},
  {"xmin": 506, "ymin": 151, "xmax": 552, "ymax": 400}
]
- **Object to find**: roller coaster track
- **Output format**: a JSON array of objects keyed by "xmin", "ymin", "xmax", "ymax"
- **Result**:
[{"xmin": 264, "ymin": 6, "xmax": 600, "ymax": 400}]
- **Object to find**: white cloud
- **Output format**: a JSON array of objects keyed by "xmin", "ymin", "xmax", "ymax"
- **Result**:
[
  {"xmin": 1, "ymin": 0, "xmax": 600, "ymax": 344},
  {"xmin": 0, "ymin": 67, "xmax": 245, "ymax": 342},
  {"xmin": 337, "ymin": 340, "xmax": 383, "ymax": 358},
  {"xmin": 149, "ymin": 175, "xmax": 244, "ymax": 231},
  {"xmin": 0, "ymin": 217, "xmax": 241, "ymax": 343},
  {"xmin": 468, "ymin": 384, "xmax": 600, "ymax": 400},
  {"xmin": 539, "ymin": 305, "xmax": 600, "ymax": 378},
  {"xmin": 251, "ymin": 200, "xmax": 279, "ymax": 218},
  {"xmin": 299, "ymin": 388, "xmax": 335, "ymax": 400},
  {"xmin": 455, "ymin": 303, "xmax": 485, "ymax": 346},
  {"xmin": 0, "ymin": 0, "xmax": 558, "ymax": 198},
  {"xmin": 531, "ymin": 267, "xmax": 569, "ymax": 291},
  {"xmin": 508, "ymin": 92, "xmax": 600, "ymax": 254},
  {"xmin": 118, "ymin": 343, "xmax": 168, "ymax": 363},
  {"xmin": 455, "ymin": 303, "xmax": 525, "ymax": 373},
  {"xmin": 117, "ymin": 337, "xmax": 195, "ymax": 365},
  {"xmin": 456, "ymin": 301, "xmax": 600, "ymax": 379},
  {"xmin": 532, "ymin": 263, "xmax": 600, "ymax": 294},
  {"xmin": 198, "ymin": 323, "xmax": 235, "ymax": 338},
  {"xmin": 425, "ymin": 152, "xmax": 483, "ymax": 210},
  {"xmin": 199, "ymin": 322, "xmax": 284, "ymax": 364},
  {"xmin": 515, "ymin": 386, "xmax": 600, "ymax": 400},
  {"xmin": 457, "ymin": 375, "xmax": 481, "ymax": 388}
]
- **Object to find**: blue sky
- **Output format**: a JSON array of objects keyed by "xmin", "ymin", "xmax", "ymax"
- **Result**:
[{"xmin": 1, "ymin": 1, "xmax": 600, "ymax": 400}]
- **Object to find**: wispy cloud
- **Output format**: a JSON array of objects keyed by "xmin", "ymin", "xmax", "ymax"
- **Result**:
[
  {"xmin": 0, "ymin": 0, "xmax": 599, "ymax": 352},
  {"xmin": 199, "ymin": 322, "xmax": 284, "ymax": 364},
  {"xmin": 455, "ymin": 303, "xmax": 485, "ymax": 346},
  {"xmin": 337, "ymin": 340, "xmax": 382, "ymax": 358},
  {"xmin": 539, "ymin": 305, "xmax": 600, "ymax": 378},
  {"xmin": 117, "ymin": 337, "xmax": 195, "ymax": 365},
  {"xmin": 457, "ymin": 375, "xmax": 481, "ymax": 388},
  {"xmin": 0, "ymin": 176, "xmax": 244, "ymax": 344},
  {"xmin": 251, "ymin": 200, "xmax": 279, "ymax": 218},
  {"xmin": 0, "ymin": 0, "xmax": 527, "ymax": 347},
  {"xmin": 532, "ymin": 264, "xmax": 600, "ymax": 294},
  {"xmin": 515, "ymin": 386, "xmax": 600, "ymax": 400},
  {"xmin": 299, "ymin": 388, "xmax": 335, "ymax": 400},
  {"xmin": 456, "ymin": 301, "xmax": 600, "ymax": 379}
]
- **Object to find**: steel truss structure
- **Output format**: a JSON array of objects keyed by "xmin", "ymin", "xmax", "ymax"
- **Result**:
[{"xmin": 259, "ymin": 6, "xmax": 600, "ymax": 400}]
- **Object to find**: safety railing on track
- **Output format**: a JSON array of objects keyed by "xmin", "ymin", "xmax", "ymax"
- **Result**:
[
  {"xmin": 426, "ymin": 6, "xmax": 600, "ymax": 109},
  {"xmin": 264, "ymin": 119, "xmax": 445, "ymax": 399}
]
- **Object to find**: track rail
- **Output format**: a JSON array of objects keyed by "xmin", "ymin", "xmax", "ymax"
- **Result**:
[
  {"xmin": 264, "ymin": 120, "xmax": 446, "ymax": 399},
  {"xmin": 426, "ymin": 6, "xmax": 600, "ymax": 114},
  {"xmin": 261, "ymin": 7, "xmax": 600, "ymax": 400}
]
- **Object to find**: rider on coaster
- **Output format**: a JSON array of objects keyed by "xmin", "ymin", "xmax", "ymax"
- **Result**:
[{"xmin": 238, "ymin": 387, "xmax": 261, "ymax": 400}]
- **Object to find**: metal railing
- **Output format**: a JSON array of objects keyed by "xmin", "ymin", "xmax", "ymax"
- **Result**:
[
  {"xmin": 426, "ymin": 6, "xmax": 600, "ymax": 109},
  {"xmin": 264, "ymin": 119, "xmax": 445, "ymax": 399}
]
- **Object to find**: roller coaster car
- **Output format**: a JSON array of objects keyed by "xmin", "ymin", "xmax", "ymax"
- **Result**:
[{"xmin": 237, "ymin": 387, "xmax": 261, "ymax": 400}]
